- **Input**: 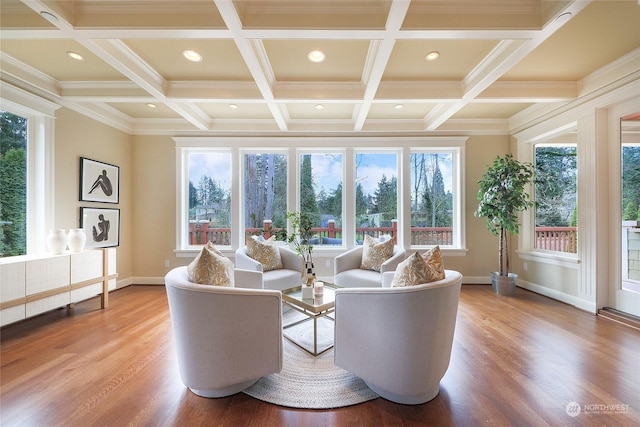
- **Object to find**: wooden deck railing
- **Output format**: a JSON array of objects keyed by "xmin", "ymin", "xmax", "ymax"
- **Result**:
[
  {"xmin": 534, "ymin": 226, "xmax": 577, "ymax": 253},
  {"xmin": 188, "ymin": 220, "xmax": 578, "ymax": 254}
]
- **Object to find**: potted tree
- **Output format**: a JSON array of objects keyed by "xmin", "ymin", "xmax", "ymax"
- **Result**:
[{"xmin": 474, "ymin": 154, "xmax": 536, "ymax": 296}]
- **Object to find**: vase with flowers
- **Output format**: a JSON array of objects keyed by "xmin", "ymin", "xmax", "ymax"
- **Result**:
[{"xmin": 274, "ymin": 211, "xmax": 316, "ymax": 288}]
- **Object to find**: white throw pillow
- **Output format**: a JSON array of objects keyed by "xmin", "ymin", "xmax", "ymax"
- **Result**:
[{"xmin": 187, "ymin": 242, "xmax": 234, "ymax": 286}]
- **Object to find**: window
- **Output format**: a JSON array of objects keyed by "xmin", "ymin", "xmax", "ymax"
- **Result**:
[
  {"xmin": 354, "ymin": 152, "xmax": 398, "ymax": 244},
  {"xmin": 186, "ymin": 150, "xmax": 232, "ymax": 247},
  {"xmin": 410, "ymin": 151, "xmax": 455, "ymax": 247},
  {"xmin": 175, "ymin": 137, "xmax": 467, "ymax": 253},
  {"xmin": 244, "ymin": 152, "xmax": 287, "ymax": 233},
  {"xmin": 534, "ymin": 144, "xmax": 578, "ymax": 253},
  {"xmin": 297, "ymin": 152, "xmax": 343, "ymax": 246},
  {"xmin": 0, "ymin": 88, "xmax": 55, "ymax": 256},
  {"xmin": 0, "ymin": 110, "xmax": 28, "ymax": 256}
]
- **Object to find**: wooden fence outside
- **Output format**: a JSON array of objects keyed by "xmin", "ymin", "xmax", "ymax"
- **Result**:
[{"xmin": 189, "ymin": 220, "xmax": 578, "ymax": 254}]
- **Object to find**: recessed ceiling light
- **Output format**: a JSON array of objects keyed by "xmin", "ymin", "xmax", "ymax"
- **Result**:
[
  {"xmin": 425, "ymin": 51, "xmax": 440, "ymax": 61},
  {"xmin": 229, "ymin": 104, "xmax": 238, "ymax": 109},
  {"xmin": 555, "ymin": 12, "xmax": 572, "ymax": 23},
  {"xmin": 183, "ymin": 50, "xmax": 202, "ymax": 62},
  {"xmin": 67, "ymin": 51, "xmax": 84, "ymax": 61},
  {"xmin": 315, "ymin": 104, "xmax": 324, "ymax": 110},
  {"xmin": 394, "ymin": 104, "xmax": 403, "ymax": 110},
  {"xmin": 147, "ymin": 103, "xmax": 157, "ymax": 108},
  {"xmin": 307, "ymin": 50, "xmax": 326, "ymax": 63},
  {"xmin": 40, "ymin": 11, "xmax": 58, "ymax": 23}
]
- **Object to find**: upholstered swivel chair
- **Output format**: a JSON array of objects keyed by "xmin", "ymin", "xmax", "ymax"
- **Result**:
[
  {"xmin": 333, "ymin": 244, "xmax": 406, "ymax": 287},
  {"xmin": 235, "ymin": 244, "xmax": 302, "ymax": 291},
  {"xmin": 333, "ymin": 269, "xmax": 462, "ymax": 404},
  {"xmin": 164, "ymin": 266, "xmax": 283, "ymax": 398}
]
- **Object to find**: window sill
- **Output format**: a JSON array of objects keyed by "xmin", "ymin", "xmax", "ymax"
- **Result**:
[{"xmin": 517, "ymin": 250, "xmax": 580, "ymax": 269}]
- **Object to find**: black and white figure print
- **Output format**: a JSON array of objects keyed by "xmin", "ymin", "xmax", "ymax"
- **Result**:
[
  {"xmin": 80, "ymin": 157, "xmax": 119, "ymax": 204},
  {"xmin": 81, "ymin": 207, "xmax": 120, "ymax": 248}
]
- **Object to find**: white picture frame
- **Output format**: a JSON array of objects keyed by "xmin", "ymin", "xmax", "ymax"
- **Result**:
[
  {"xmin": 80, "ymin": 207, "xmax": 120, "ymax": 248},
  {"xmin": 80, "ymin": 157, "xmax": 119, "ymax": 204}
]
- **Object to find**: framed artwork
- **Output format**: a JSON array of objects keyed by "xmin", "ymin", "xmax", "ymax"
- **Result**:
[
  {"xmin": 80, "ymin": 157, "xmax": 119, "ymax": 204},
  {"xmin": 81, "ymin": 207, "xmax": 120, "ymax": 248}
]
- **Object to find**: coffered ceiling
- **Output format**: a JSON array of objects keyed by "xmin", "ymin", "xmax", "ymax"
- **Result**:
[{"xmin": 1, "ymin": 0, "xmax": 639, "ymax": 135}]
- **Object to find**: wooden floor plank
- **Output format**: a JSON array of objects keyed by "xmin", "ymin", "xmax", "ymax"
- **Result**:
[{"xmin": 1, "ymin": 285, "xmax": 638, "ymax": 426}]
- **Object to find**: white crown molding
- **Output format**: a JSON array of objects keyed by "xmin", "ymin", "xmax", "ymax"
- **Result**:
[
  {"xmin": 0, "ymin": 53, "xmax": 60, "ymax": 98},
  {"xmin": 0, "ymin": 81, "xmax": 61, "ymax": 117},
  {"xmin": 579, "ymin": 48, "xmax": 640, "ymax": 96},
  {"xmin": 56, "ymin": 100, "xmax": 133, "ymax": 133}
]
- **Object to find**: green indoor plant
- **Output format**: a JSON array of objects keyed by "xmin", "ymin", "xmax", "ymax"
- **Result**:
[
  {"xmin": 274, "ymin": 211, "xmax": 316, "ymax": 286},
  {"xmin": 474, "ymin": 154, "xmax": 536, "ymax": 295}
]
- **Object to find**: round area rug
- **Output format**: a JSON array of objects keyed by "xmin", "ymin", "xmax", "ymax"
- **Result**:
[{"xmin": 243, "ymin": 316, "xmax": 378, "ymax": 409}]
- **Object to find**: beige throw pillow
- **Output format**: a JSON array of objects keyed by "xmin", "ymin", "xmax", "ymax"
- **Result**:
[
  {"xmin": 187, "ymin": 242, "xmax": 234, "ymax": 287},
  {"xmin": 360, "ymin": 234, "xmax": 394, "ymax": 272},
  {"xmin": 391, "ymin": 246, "xmax": 445, "ymax": 287},
  {"xmin": 246, "ymin": 235, "xmax": 283, "ymax": 271},
  {"xmin": 422, "ymin": 245, "xmax": 445, "ymax": 281}
]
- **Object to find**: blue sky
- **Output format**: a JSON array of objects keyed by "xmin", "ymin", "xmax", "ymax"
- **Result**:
[{"xmin": 188, "ymin": 152, "xmax": 452, "ymax": 197}]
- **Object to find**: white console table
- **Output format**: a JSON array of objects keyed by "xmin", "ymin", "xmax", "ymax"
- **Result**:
[{"xmin": 0, "ymin": 248, "xmax": 117, "ymax": 327}]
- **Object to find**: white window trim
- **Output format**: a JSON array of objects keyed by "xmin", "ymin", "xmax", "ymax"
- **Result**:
[
  {"xmin": 518, "ymin": 123, "xmax": 580, "ymax": 266},
  {"xmin": 1, "ymin": 83, "xmax": 59, "ymax": 254},
  {"xmin": 173, "ymin": 136, "xmax": 469, "ymax": 256},
  {"xmin": 407, "ymin": 146, "xmax": 466, "ymax": 250}
]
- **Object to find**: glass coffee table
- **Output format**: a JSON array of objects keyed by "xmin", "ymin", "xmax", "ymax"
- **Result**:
[{"xmin": 281, "ymin": 283, "xmax": 341, "ymax": 356}]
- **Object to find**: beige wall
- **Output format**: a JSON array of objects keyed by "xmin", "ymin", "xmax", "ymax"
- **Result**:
[
  {"xmin": 128, "ymin": 134, "xmax": 512, "ymax": 282},
  {"xmin": 55, "ymin": 108, "xmax": 133, "ymax": 284},
  {"xmin": 444, "ymin": 135, "xmax": 508, "ymax": 278},
  {"xmin": 131, "ymin": 135, "xmax": 178, "ymax": 278}
]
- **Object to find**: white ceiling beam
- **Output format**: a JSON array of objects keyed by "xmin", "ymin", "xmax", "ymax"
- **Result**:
[
  {"xmin": 213, "ymin": 0, "xmax": 288, "ymax": 131},
  {"xmin": 354, "ymin": 0, "xmax": 411, "ymax": 131},
  {"xmin": 424, "ymin": 0, "xmax": 593, "ymax": 131}
]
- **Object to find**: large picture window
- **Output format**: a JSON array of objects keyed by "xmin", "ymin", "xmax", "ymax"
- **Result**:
[
  {"xmin": 187, "ymin": 150, "xmax": 232, "ymax": 246},
  {"xmin": 534, "ymin": 144, "xmax": 578, "ymax": 253},
  {"xmin": 297, "ymin": 152, "xmax": 343, "ymax": 246},
  {"xmin": 244, "ymin": 152, "xmax": 288, "ymax": 233},
  {"xmin": 175, "ymin": 137, "xmax": 467, "ymax": 254},
  {"xmin": 0, "ymin": 110, "xmax": 28, "ymax": 256},
  {"xmin": 410, "ymin": 151, "xmax": 455, "ymax": 247},
  {"xmin": 354, "ymin": 152, "xmax": 398, "ymax": 244}
]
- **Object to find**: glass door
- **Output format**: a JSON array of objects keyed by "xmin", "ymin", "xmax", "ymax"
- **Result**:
[{"xmin": 616, "ymin": 113, "xmax": 640, "ymax": 317}]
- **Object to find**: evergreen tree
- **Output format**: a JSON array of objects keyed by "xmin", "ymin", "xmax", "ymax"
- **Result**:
[
  {"xmin": 330, "ymin": 183, "xmax": 342, "ymax": 219},
  {"xmin": 355, "ymin": 183, "xmax": 367, "ymax": 217},
  {"xmin": 622, "ymin": 146, "xmax": 640, "ymax": 217},
  {"xmin": 0, "ymin": 149, "xmax": 27, "ymax": 255},
  {"xmin": 188, "ymin": 181, "xmax": 198, "ymax": 210},
  {"xmin": 271, "ymin": 155, "xmax": 288, "ymax": 228},
  {"xmin": 372, "ymin": 175, "xmax": 397, "ymax": 221},
  {"xmin": 623, "ymin": 202, "xmax": 637, "ymax": 221},
  {"xmin": 300, "ymin": 154, "xmax": 318, "ymax": 216},
  {"xmin": 535, "ymin": 147, "xmax": 577, "ymax": 226},
  {"xmin": 1, "ymin": 111, "xmax": 28, "ymax": 256}
]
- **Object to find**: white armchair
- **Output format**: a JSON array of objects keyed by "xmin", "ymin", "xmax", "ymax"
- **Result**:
[
  {"xmin": 164, "ymin": 266, "xmax": 283, "ymax": 398},
  {"xmin": 235, "ymin": 245, "xmax": 302, "ymax": 291},
  {"xmin": 333, "ymin": 245, "xmax": 406, "ymax": 287},
  {"xmin": 333, "ymin": 269, "xmax": 463, "ymax": 404}
]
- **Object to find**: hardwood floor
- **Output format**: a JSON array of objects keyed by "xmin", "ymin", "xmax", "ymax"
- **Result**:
[{"xmin": 1, "ymin": 285, "xmax": 638, "ymax": 427}]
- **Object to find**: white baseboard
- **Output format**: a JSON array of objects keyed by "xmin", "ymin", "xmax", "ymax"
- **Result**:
[
  {"xmin": 517, "ymin": 278, "xmax": 596, "ymax": 313},
  {"xmin": 116, "ymin": 277, "xmax": 133, "ymax": 289}
]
